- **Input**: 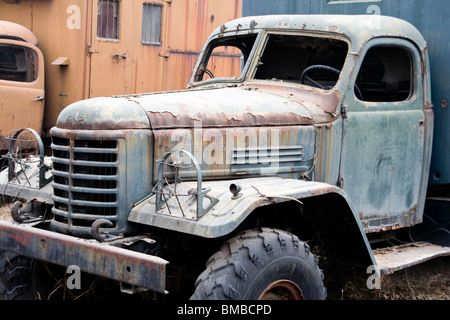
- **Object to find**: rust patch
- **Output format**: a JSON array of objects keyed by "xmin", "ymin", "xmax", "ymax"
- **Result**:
[
  {"xmin": 57, "ymin": 118, "xmax": 150, "ymax": 131},
  {"xmin": 139, "ymin": 86, "xmax": 315, "ymax": 129},
  {"xmin": 147, "ymin": 110, "xmax": 313, "ymax": 129},
  {"xmin": 9, "ymin": 231, "xmax": 32, "ymax": 247},
  {"xmin": 242, "ymin": 82, "xmax": 340, "ymax": 115}
]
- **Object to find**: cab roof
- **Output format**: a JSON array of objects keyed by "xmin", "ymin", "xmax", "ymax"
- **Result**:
[
  {"xmin": 0, "ymin": 20, "xmax": 39, "ymax": 46},
  {"xmin": 215, "ymin": 14, "xmax": 427, "ymax": 52}
]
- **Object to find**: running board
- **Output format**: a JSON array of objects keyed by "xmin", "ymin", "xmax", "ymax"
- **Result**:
[{"xmin": 373, "ymin": 242, "xmax": 450, "ymax": 275}]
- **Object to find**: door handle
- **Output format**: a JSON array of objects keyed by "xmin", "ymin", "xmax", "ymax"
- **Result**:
[
  {"xmin": 112, "ymin": 53, "xmax": 127, "ymax": 60},
  {"xmin": 31, "ymin": 96, "xmax": 44, "ymax": 102}
]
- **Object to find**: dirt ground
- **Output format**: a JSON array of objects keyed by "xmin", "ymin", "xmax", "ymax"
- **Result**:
[
  {"xmin": 1, "ymin": 202, "xmax": 449, "ymax": 300},
  {"xmin": 323, "ymin": 257, "xmax": 449, "ymax": 300}
]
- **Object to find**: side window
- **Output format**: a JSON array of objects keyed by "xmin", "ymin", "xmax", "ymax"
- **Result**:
[
  {"xmin": 203, "ymin": 45, "xmax": 242, "ymax": 79},
  {"xmin": 195, "ymin": 34, "xmax": 257, "ymax": 82},
  {"xmin": 97, "ymin": 0, "xmax": 120, "ymax": 40},
  {"xmin": 0, "ymin": 44, "xmax": 38, "ymax": 82},
  {"xmin": 142, "ymin": 3, "xmax": 162, "ymax": 45},
  {"xmin": 355, "ymin": 46, "xmax": 413, "ymax": 102}
]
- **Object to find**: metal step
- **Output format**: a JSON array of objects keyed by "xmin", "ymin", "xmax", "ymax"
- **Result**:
[{"xmin": 373, "ymin": 241, "xmax": 450, "ymax": 275}]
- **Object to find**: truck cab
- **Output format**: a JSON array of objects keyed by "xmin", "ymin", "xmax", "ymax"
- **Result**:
[
  {"xmin": 0, "ymin": 21, "xmax": 45, "ymax": 155},
  {"xmin": 186, "ymin": 15, "xmax": 433, "ymax": 233}
]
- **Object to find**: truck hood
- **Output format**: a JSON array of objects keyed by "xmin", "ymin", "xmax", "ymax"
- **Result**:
[
  {"xmin": 56, "ymin": 97, "xmax": 151, "ymax": 130},
  {"xmin": 56, "ymin": 86, "xmax": 317, "ymax": 130},
  {"xmin": 129, "ymin": 86, "xmax": 314, "ymax": 129}
]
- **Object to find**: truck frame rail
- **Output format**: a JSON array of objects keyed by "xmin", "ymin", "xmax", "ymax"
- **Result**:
[{"xmin": 0, "ymin": 220, "xmax": 168, "ymax": 293}]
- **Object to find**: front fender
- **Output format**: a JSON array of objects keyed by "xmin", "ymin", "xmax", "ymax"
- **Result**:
[
  {"xmin": 130, "ymin": 177, "xmax": 302, "ymax": 236},
  {"xmin": 128, "ymin": 177, "xmax": 376, "ymax": 266},
  {"xmin": 129, "ymin": 177, "xmax": 354, "ymax": 237}
]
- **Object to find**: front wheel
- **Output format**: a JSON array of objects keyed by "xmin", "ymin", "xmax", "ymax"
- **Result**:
[
  {"xmin": 191, "ymin": 228, "xmax": 326, "ymax": 300},
  {"xmin": 0, "ymin": 251, "xmax": 35, "ymax": 300},
  {"xmin": 0, "ymin": 251, "xmax": 64, "ymax": 300}
]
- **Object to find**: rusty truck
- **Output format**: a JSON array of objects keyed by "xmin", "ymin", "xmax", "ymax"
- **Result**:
[{"xmin": 0, "ymin": 13, "xmax": 449, "ymax": 300}]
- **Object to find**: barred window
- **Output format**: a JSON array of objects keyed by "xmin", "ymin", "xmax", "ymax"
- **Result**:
[
  {"xmin": 97, "ymin": 0, "xmax": 120, "ymax": 40},
  {"xmin": 142, "ymin": 3, "xmax": 162, "ymax": 45}
]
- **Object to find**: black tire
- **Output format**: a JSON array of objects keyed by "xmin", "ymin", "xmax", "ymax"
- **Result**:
[
  {"xmin": 0, "ymin": 251, "xmax": 36, "ymax": 300},
  {"xmin": 191, "ymin": 228, "xmax": 326, "ymax": 300}
]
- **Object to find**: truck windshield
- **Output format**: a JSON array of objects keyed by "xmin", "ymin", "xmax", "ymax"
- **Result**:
[
  {"xmin": 194, "ymin": 32, "xmax": 348, "ymax": 89},
  {"xmin": 254, "ymin": 34, "xmax": 348, "ymax": 89}
]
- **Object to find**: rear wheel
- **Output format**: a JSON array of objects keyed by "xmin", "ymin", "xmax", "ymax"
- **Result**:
[{"xmin": 191, "ymin": 228, "xmax": 326, "ymax": 300}]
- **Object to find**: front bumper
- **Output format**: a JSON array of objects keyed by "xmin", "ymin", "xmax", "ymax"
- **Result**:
[{"xmin": 0, "ymin": 220, "xmax": 168, "ymax": 293}]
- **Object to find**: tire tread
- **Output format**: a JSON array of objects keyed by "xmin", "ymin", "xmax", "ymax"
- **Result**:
[{"xmin": 191, "ymin": 228, "xmax": 326, "ymax": 300}]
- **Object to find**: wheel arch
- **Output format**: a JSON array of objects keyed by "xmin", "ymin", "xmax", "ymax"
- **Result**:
[
  {"xmin": 130, "ymin": 177, "xmax": 376, "ymax": 269},
  {"xmin": 239, "ymin": 191, "xmax": 376, "ymax": 268}
]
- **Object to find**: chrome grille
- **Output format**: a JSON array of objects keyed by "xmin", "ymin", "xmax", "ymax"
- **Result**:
[{"xmin": 50, "ymin": 136, "xmax": 119, "ymax": 232}]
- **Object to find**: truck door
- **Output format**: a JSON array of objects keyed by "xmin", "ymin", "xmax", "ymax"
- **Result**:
[
  {"xmin": 88, "ymin": 0, "xmax": 165, "ymax": 97},
  {"xmin": 89, "ymin": 0, "xmax": 132, "ymax": 97},
  {"xmin": 0, "ymin": 39, "xmax": 45, "ymax": 152},
  {"xmin": 339, "ymin": 38, "xmax": 429, "ymax": 230}
]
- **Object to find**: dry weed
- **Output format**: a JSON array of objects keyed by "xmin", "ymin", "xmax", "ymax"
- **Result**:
[
  {"xmin": 325, "ymin": 257, "xmax": 450, "ymax": 300},
  {"xmin": 0, "ymin": 202, "xmax": 12, "ymax": 221}
]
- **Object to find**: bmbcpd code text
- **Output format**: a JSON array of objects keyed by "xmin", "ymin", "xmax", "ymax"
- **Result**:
[{"xmin": 221, "ymin": 304, "xmax": 272, "ymax": 315}]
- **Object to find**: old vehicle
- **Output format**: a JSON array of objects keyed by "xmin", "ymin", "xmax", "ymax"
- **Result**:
[
  {"xmin": 0, "ymin": 13, "xmax": 449, "ymax": 300},
  {"xmin": 0, "ymin": 21, "xmax": 45, "ymax": 153}
]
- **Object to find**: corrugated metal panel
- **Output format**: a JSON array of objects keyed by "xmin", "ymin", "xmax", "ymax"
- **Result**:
[{"xmin": 163, "ymin": 0, "xmax": 242, "ymax": 90}]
